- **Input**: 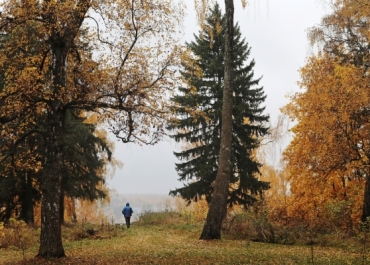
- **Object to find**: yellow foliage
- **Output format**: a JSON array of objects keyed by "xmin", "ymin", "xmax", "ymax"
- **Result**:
[
  {"xmin": 280, "ymin": 0, "xmax": 370, "ymax": 227},
  {"xmin": 191, "ymin": 198, "xmax": 209, "ymax": 221},
  {"xmin": 0, "ymin": 218, "xmax": 37, "ymax": 249},
  {"xmin": 64, "ymin": 197, "xmax": 77, "ymax": 222},
  {"xmin": 194, "ymin": 0, "xmax": 248, "ymax": 30},
  {"xmin": 75, "ymin": 199, "xmax": 109, "ymax": 224},
  {"xmin": 0, "ymin": 0, "xmax": 185, "ymax": 255},
  {"xmin": 282, "ymin": 53, "xmax": 370, "ymax": 227},
  {"xmin": 175, "ymin": 196, "xmax": 208, "ymax": 222}
]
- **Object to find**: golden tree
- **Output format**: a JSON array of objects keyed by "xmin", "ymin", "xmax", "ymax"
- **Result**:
[
  {"xmin": 283, "ymin": 54, "xmax": 369, "ymax": 229},
  {"xmin": 283, "ymin": 0, "xmax": 370, "ymax": 229},
  {"xmin": 0, "ymin": 0, "xmax": 183, "ymax": 258}
]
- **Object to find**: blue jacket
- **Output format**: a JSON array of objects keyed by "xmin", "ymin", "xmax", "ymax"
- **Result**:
[{"xmin": 122, "ymin": 203, "xmax": 133, "ymax": 218}]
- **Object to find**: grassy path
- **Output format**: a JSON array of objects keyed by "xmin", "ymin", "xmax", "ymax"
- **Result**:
[{"xmin": 0, "ymin": 223, "xmax": 366, "ymax": 264}]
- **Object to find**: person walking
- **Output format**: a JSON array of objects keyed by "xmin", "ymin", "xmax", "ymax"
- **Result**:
[{"xmin": 122, "ymin": 202, "xmax": 133, "ymax": 228}]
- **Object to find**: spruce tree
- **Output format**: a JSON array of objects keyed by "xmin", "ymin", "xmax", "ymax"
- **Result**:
[
  {"xmin": 0, "ymin": 110, "xmax": 111, "ymax": 224},
  {"xmin": 168, "ymin": 3, "xmax": 269, "ymax": 208}
]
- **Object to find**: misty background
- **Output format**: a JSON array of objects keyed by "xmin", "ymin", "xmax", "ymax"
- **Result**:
[{"xmin": 104, "ymin": 0, "xmax": 329, "ymax": 222}]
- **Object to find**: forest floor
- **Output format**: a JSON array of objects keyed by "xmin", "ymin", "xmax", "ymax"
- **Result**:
[{"xmin": 0, "ymin": 216, "xmax": 367, "ymax": 265}]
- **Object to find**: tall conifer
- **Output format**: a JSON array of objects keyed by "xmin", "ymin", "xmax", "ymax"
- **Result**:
[{"xmin": 168, "ymin": 3, "xmax": 269, "ymax": 208}]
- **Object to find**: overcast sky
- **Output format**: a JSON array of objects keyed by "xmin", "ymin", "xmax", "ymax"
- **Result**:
[{"xmin": 107, "ymin": 0, "xmax": 329, "ymax": 195}]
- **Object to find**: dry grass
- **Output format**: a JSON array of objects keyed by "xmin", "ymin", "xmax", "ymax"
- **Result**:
[{"xmin": 0, "ymin": 213, "xmax": 367, "ymax": 264}]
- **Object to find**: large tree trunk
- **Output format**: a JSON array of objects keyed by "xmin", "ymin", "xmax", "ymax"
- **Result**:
[
  {"xmin": 200, "ymin": 0, "xmax": 234, "ymax": 240},
  {"xmin": 37, "ymin": 175, "xmax": 65, "ymax": 258},
  {"xmin": 36, "ymin": 1, "xmax": 89, "ymax": 257},
  {"xmin": 37, "ymin": 105, "xmax": 65, "ymax": 257},
  {"xmin": 37, "ymin": 34, "xmax": 69, "ymax": 258}
]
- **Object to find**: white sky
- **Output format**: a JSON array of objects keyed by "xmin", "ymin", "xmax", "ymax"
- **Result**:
[{"xmin": 107, "ymin": 0, "xmax": 329, "ymax": 195}]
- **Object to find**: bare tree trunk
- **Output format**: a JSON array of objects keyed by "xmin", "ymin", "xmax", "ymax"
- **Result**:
[
  {"xmin": 37, "ymin": 101, "xmax": 66, "ymax": 256},
  {"xmin": 37, "ymin": 139, "xmax": 65, "ymax": 257},
  {"xmin": 37, "ymin": 35, "xmax": 69, "ymax": 258},
  {"xmin": 36, "ymin": 1, "xmax": 89, "ymax": 257},
  {"xmin": 200, "ymin": 0, "xmax": 234, "ymax": 240}
]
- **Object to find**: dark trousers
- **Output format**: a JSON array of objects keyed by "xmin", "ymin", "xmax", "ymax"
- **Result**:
[{"xmin": 125, "ymin": 217, "xmax": 131, "ymax": 228}]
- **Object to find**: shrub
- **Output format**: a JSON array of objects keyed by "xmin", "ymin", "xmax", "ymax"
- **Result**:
[
  {"xmin": 0, "ymin": 218, "xmax": 38, "ymax": 250},
  {"xmin": 137, "ymin": 210, "xmax": 184, "ymax": 226},
  {"xmin": 223, "ymin": 210, "xmax": 302, "ymax": 244}
]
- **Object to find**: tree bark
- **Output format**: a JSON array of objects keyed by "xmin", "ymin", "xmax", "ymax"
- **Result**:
[
  {"xmin": 36, "ymin": 1, "xmax": 90, "ymax": 257},
  {"xmin": 200, "ymin": 0, "xmax": 234, "ymax": 240},
  {"xmin": 37, "ymin": 98, "xmax": 66, "ymax": 257},
  {"xmin": 36, "ymin": 36, "xmax": 68, "ymax": 257}
]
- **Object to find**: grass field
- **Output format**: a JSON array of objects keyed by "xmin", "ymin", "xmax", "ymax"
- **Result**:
[{"xmin": 0, "ymin": 213, "xmax": 368, "ymax": 264}]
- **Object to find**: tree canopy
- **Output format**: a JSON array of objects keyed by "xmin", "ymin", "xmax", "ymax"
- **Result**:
[
  {"xmin": 283, "ymin": 0, "xmax": 370, "ymax": 228},
  {"xmin": 0, "ymin": 0, "xmax": 183, "ymax": 257}
]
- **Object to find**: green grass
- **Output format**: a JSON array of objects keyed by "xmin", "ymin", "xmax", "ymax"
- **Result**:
[{"xmin": 0, "ymin": 216, "xmax": 368, "ymax": 265}]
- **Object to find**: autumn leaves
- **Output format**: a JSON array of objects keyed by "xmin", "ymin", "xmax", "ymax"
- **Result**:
[
  {"xmin": 283, "ymin": 0, "xmax": 370, "ymax": 229},
  {"xmin": 0, "ymin": 0, "xmax": 184, "ymax": 257}
]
